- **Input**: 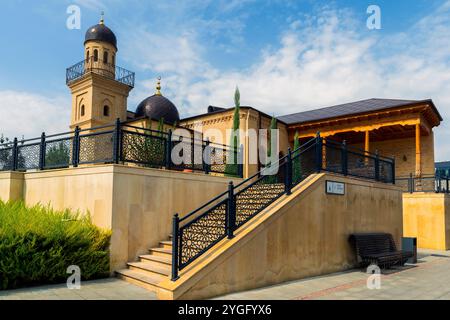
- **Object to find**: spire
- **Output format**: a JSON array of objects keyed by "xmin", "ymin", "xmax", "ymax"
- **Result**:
[
  {"xmin": 156, "ymin": 76, "xmax": 162, "ymax": 95},
  {"xmin": 100, "ymin": 11, "xmax": 105, "ymax": 25}
]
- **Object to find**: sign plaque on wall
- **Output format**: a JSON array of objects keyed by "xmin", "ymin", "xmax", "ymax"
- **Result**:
[{"xmin": 326, "ymin": 180, "xmax": 345, "ymax": 195}]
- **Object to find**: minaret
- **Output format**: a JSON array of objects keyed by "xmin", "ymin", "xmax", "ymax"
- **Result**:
[{"xmin": 66, "ymin": 13, "xmax": 135, "ymax": 130}]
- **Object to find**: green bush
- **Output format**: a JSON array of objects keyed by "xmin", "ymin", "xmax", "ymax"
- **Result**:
[{"xmin": 0, "ymin": 201, "xmax": 111, "ymax": 290}]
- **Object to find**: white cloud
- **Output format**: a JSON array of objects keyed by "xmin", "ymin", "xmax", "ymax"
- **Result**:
[
  {"xmin": 73, "ymin": 0, "xmax": 106, "ymax": 11},
  {"xmin": 121, "ymin": 3, "xmax": 450, "ymax": 160},
  {"xmin": 0, "ymin": 91, "xmax": 70, "ymax": 140}
]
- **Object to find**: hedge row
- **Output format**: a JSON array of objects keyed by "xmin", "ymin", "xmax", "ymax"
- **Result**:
[{"xmin": 0, "ymin": 201, "xmax": 111, "ymax": 290}]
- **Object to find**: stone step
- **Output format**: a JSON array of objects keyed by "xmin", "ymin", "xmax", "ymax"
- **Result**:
[
  {"xmin": 149, "ymin": 247, "xmax": 172, "ymax": 257},
  {"xmin": 139, "ymin": 254, "xmax": 172, "ymax": 266},
  {"xmin": 116, "ymin": 269, "xmax": 166, "ymax": 292},
  {"xmin": 159, "ymin": 240, "xmax": 172, "ymax": 249},
  {"xmin": 127, "ymin": 261, "xmax": 171, "ymax": 277}
]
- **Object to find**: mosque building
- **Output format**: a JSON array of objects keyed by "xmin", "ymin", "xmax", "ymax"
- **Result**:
[
  {"xmin": 67, "ymin": 17, "xmax": 442, "ymax": 181},
  {"xmin": 1, "ymin": 15, "xmax": 448, "ymax": 300}
]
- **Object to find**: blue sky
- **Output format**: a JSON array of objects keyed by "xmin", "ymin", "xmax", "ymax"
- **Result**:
[{"xmin": 1, "ymin": 0, "xmax": 450, "ymax": 160}]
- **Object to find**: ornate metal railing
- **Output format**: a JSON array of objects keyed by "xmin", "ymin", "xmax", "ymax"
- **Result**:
[
  {"xmin": 66, "ymin": 59, "xmax": 135, "ymax": 88},
  {"xmin": 170, "ymin": 134, "xmax": 396, "ymax": 280},
  {"xmin": 323, "ymin": 139, "xmax": 395, "ymax": 183},
  {"xmin": 397, "ymin": 173, "xmax": 450, "ymax": 193},
  {"xmin": 0, "ymin": 120, "xmax": 243, "ymax": 178}
]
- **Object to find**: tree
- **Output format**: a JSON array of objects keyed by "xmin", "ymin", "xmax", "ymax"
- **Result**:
[
  {"xmin": 0, "ymin": 134, "xmax": 12, "ymax": 170},
  {"xmin": 125, "ymin": 118, "xmax": 166, "ymax": 168},
  {"xmin": 292, "ymin": 130, "xmax": 302, "ymax": 183},
  {"xmin": 45, "ymin": 142, "xmax": 71, "ymax": 168},
  {"xmin": 225, "ymin": 87, "xmax": 240, "ymax": 176},
  {"xmin": 0, "ymin": 134, "xmax": 10, "ymax": 145}
]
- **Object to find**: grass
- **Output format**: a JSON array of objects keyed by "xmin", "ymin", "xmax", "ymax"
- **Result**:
[{"xmin": 0, "ymin": 201, "xmax": 111, "ymax": 290}]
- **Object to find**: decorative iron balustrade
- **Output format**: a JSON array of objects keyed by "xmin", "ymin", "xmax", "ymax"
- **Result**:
[
  {"xmin": 0, "ymin": 119, "xmax": 243, "ymax": 178},
  {"xmin": 323, "ymin": 139, "xmax": 395, "ymax": 183},
  {"xmin": 66, "ymin": 59, "xmax": 135, "ymax": 88},
  {"xmin": 397, "ymin": 173, "xmax": 450, "ymax": 193},
  {"xmin": 171, "ymin": 134, "xmax": 396, "ymax": 281}
]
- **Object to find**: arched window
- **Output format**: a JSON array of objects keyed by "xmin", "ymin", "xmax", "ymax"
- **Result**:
[
  {"xmin": 93, "ymin": 49, "xmax": 98, "ymax": 62},
  {"xmin": 103, "ymin": 105, "xmax": 110, "ymax": 117},
  {"xmin": 80, "ymin": 105, "xmax": 85, "ymax": 117},
  {"xmin": 112, "ymin": 54, "xmax": 115, "ymax": 65},
  {"xmin": 86, "ymin": 50, "xmax": 90, "ymax": 62},
  {"xmin": 103, "ymin": 51, "xmax": 108, "ymax": 64}
]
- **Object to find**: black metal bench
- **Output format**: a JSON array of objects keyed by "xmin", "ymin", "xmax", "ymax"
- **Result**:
[{"xmin": 349, "ymin": 233, "xmax": 414, "ymax": 269}]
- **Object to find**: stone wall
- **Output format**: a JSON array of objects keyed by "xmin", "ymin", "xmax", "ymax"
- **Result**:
[
  {"xmin": 157, "ymin": 173, "xmax": 403, "ymax": 300},
  {"xmin": 403, "ymin": 193, "xmax": 450, "ymax": 250},
  {"xmin": 0, "ymin": 165, "xmax": 241, "ymax": 271}
]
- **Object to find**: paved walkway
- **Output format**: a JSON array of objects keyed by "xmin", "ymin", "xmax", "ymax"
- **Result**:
[
  {"xmin": 1, "ymin": 250, "xmax": 449, "ymax": 300},
  {"xmin": 0, "ymin": 278, "xmax": 157, "ymax": 300},
  {"xmin": 216, "ymin": 249, "xmax": 450, "ymax": 300}
]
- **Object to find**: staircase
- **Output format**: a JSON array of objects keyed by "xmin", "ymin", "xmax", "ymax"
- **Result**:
[
  {"xmin": 114, "ymin": 137, "xmax": 395, "ymax": 298},
  {"xmin": 116, "ymin": 182, "xmax": 287, "ymax": 293},
  {"xmin": 116, "ymin": 237, "xmax": 173, "ymax": 291}
]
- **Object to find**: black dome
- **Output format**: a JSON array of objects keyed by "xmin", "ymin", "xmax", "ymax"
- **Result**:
[
  {"xmin": 135, "ymin": 95, "xmax": 180, "ymax": 124},
  {"xmin": 85, "ymin": 24, "xmax": 117, "ymax": 49}
]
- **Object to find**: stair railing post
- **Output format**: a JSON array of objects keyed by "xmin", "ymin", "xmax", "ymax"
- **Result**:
[
  {"xmin": 226, "ymin": 181, "xmax": 236, "ymax": 239},
  {"xmin": 11, "ymin": 137, "xmax": 18, "ymax": 171},
  {"xmin": 409, "ymin": 172, "xmax": 414, "ymax": 193},
  {"xmin": 238, "ymin": 144, "xmax": 244, "ymax": 178},
  {"xmin": 39, "ymin": 132, "xmax": 46, "ymax": 171},
  {"xmin": 446, "ymin": 176, "xmax": 449, "ymax": 194},
  {"xmin": 408, "ymin": 173, "xmax": 412, "ymax": 193},
  {"xmin": 190, "ymin": 136, "xmax": 195, "ymax": 171},
  {"xmin": 166, "ymin": 129, "xmax": 172, "ymax": 170},
  {"xmin": 435, "ymin": 172, "xmax": 439, "ymax": 193},
  {"xmin": 341, "ymin": 140, "xmax": 348, "ymax": 176},
  {"xmin": 203, "ymin": 138, "xmax": 210, "ymax": 175},
  {"xmin": 285, "ymin": 148, "xmax": 292, "ymax": 195},
  {"xmin": 171, "ymin": 213, "xmax": 180, "ymax": 281},
  {"xmin": 392, "ymin": 157, "xmax": 396, "ymax": 185},
  {"xmin": 374, "ymin": 150, "xmax": 380, "ymax": 182},
  {"xmin": 72, "ymin": 126, "xmax": 80, "ymax": 168},
  {"xmin": 112, "ymin": 118, "xmax": 121, "ymax": 164},
  {"xmin": 315, "ymin": 132, "xmax": 322, "ymax": 173}
]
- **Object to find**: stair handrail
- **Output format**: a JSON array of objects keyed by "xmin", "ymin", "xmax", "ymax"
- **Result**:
[
  {"xmin": 171, "ymin": 134, "xmax": 397, "ymax": 280},
  {"xmin": 171, "ymin": 135, "xmax": 319, "ymax": 280},
  {"xmin": 179, "ymin": 136, "xmax": 318, "ymax": 224}
]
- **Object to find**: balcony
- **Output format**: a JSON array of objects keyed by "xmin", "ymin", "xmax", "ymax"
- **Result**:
[{"xmin": 66, "ymin": 59, "xmax": 135, "ymax": 88}]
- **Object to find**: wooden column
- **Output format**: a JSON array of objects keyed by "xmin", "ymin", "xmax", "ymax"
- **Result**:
[
  {"xmin": 364, "ymin": 130, "xmax": 370, "ymax": 164},
  {"xmin": 415, "ymin": 124, "xmax": 421, "ymax": 177},
  {"xmin": 364, "ymin": 130, "xmax": 370, "ymax": 155},
  {"xmin": 322, "ymin": 138, "xmax": 327, "ymax": 169}
]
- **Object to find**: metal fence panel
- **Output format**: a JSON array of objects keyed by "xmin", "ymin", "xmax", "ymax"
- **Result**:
[
  {"xmin": 0, "ymin": 147, "xmax": 13, "ymax": 171},
  {"xmin": 78, "ymin": 131, "xmax": 114, "ymax": 164}
]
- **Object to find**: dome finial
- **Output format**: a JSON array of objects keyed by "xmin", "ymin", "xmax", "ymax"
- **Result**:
[
  {"xmin": 156, "ymin": 76, "xmax": 162, "ymax": 96},
  {"xmin": 100, "ymin": 11, "xmax": 105, "ymax": 25}
]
